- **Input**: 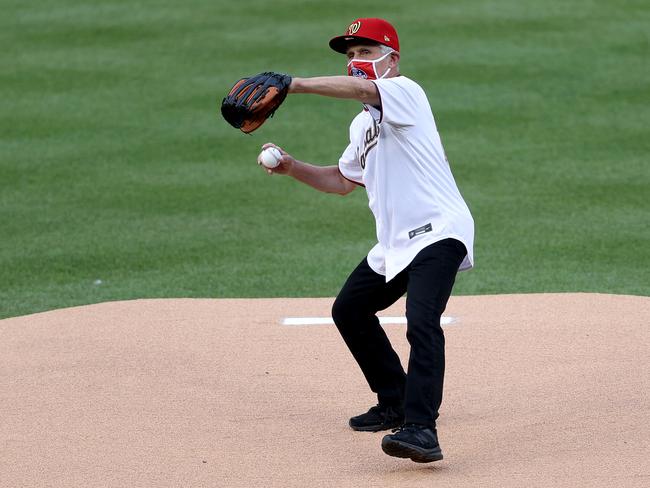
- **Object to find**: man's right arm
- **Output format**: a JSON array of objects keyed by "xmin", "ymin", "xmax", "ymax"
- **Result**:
[
  {"xmin": 259, "ymin": 144, "xmax": 356, "ymax": 195},
  {"xmin": 288, "ymin": 160, "xmax": 356, "ymax": 195}
]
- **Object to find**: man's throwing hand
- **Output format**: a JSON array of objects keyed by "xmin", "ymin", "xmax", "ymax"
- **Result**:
[{"xmin": 257, "ymin": 143, "xmax": 294, "ymax": 175}]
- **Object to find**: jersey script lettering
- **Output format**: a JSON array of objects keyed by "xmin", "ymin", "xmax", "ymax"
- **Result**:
[{"xmin": 357, "ymin": 118, "xmax": 380, "ymax": 169}]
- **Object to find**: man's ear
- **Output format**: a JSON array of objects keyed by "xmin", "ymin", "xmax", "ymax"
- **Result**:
[{"xmin": 389, "ymin": 51, "xmax": 400, "ymax": 67}]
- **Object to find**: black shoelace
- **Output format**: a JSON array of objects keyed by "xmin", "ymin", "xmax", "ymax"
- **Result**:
[{"xmin": 391, "ymin": 423, "xmax": 420, "ymax": 434}]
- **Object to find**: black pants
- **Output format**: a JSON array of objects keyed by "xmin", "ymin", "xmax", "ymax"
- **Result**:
[{"xmin": 331, "ymin": 238, "xmax": 467, "ymax": 428}]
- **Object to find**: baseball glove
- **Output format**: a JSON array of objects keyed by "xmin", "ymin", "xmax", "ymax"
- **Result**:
[{"xmin": 221, "ymin": 72, "xmax": 292, "ymax": 134}]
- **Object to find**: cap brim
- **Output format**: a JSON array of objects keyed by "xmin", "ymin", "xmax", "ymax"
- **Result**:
[{"xmin": 329, "ymin": 35, "xmax": 378, "ymax": 54}]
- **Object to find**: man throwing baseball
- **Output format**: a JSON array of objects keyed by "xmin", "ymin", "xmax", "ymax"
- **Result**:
[{"xmin": 257, "ymin": 18, "xmax": 474, "ymax": 463}]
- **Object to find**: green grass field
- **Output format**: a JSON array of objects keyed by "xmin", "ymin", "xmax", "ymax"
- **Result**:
[{"xmin": 1, "ymin": 0, "xmax": 649, "ymax": 319}]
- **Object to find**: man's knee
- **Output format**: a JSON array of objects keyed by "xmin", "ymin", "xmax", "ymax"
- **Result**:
[
  {"xmin": 406, "ymin": 303, "xmax": 444, "ymax": 334},
  {"xmin": 331, "ymin": 295, "xmax": 354, "ymax": 328},
  {"xmin": 333, "ymin": 292, "xmax": 376, "ymax": 330}
]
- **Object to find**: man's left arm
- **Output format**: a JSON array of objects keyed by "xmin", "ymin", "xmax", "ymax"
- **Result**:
[{"xmin": 289, "ymin": 76, "xmax": 380, "ymax": 106}]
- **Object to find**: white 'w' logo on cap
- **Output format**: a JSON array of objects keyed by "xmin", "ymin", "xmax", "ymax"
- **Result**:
[{"xmin": 348, "ymin": 21, "xmax": 361, "ymax": 35}]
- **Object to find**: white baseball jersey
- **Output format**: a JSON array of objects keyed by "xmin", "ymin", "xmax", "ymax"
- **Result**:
[{"xmin": 338, "ymin": 75, "xmax": 474, "ymax": 282}]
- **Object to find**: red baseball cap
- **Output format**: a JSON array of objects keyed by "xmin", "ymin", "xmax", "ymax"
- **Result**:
[{"xmin": 329, "ymin": 18, "xmax": 400, "ymax": 54}]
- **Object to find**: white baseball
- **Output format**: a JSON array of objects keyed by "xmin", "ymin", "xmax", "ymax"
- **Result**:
[{"xmin": 259, "ymin": 147, "xmax": 282, "ymax": 169}]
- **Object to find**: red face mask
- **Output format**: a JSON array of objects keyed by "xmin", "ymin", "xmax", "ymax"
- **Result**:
[{"xmin": 347, "ymin": 51, "xmax": 394, "ymax": 80}]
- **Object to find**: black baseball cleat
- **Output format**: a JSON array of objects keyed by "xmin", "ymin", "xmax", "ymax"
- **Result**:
[
  {"xmin": 349, "ymin": 404, "xmax": 405, "ymax": 432},
  {"xmin": 381, "ymin": 424, "xmax": 444, "ymax": 463}
]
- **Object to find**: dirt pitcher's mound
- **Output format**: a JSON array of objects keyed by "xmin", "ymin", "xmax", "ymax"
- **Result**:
[{"xmin": 1, "ymin": 294, "xmax": 648, "ymax": 488}]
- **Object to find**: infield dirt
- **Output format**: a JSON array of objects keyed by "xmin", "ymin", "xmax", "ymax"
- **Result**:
[{"xmin": 1, "ymin": 294, "xmax": 648, "ymax": 487}]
